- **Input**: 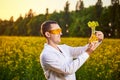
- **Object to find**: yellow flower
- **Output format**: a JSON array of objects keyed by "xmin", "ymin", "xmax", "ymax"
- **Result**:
[
  {"xmin": 88, "ymin": 21, "xmax": 99, "ymax": 42},
  {"xmin": 87, "ymin": 21, "xmax": 99, "ymax": 28}
]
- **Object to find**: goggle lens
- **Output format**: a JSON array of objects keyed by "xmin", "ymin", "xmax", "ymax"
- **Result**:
[{"xmin": 49, "ymin": 29, "xmax": 62, "ymax": 34}]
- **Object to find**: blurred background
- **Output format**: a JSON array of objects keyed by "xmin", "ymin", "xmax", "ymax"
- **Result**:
[
  {"xmin": 0, "ymin": 0, "xmax": 120, "ymax": 38},
  {"xmin": 0, "ymin": 0, "xmax": 120, "ymax": 80}
]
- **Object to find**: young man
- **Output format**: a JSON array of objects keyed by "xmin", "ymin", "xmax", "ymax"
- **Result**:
[{"xmin": 40, "ymin": 20, "xmax": 104, "ymax": 80}]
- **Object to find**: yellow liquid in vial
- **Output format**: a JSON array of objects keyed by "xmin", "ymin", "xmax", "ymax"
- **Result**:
[{"xmin": 89, "ymin": 33, "xmax": 98, "ymax": 43}]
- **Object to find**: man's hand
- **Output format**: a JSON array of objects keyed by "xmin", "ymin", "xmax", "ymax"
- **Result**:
[
  {"xmin": 86, "ymin": 42, "xmax": 98, "ymax": 55},
  {"xmin": 95, "ymin": 31, "xmax": 104, "ymax": 42},
  {"xmin": 86, "ymin": 31, "xmax": 104, "ymax": 55}
]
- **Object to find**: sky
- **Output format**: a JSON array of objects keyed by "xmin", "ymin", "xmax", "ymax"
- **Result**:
[{"xmin": 0, "ymin": 0, "xmax": 111, "ymax": 21}]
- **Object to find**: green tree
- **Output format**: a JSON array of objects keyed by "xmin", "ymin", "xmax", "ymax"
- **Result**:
[
  {"xmin": 45, "ymin": 8, "xmax": 49, "ymax": 20},
  {"xmin": 109, "ymin": 0, "xmax": 120, "ymax": 38},
  {"xmin": 100, "ymin": 7, "xmax": 111, "ymax": 37},
  {"xmin": 76, "ymin": 0, "xmax": 84, "ymax": 12},
  {"xmin": 95, "ymin": 0, "xmax": 103, "ymax": 20},
  {"xmin": 11, "ymin": 15, "xmax": 23, "ymax": 36},
  {"xmin": 62, "ymin": 1, "xmax": 71, "ymax": 36}
]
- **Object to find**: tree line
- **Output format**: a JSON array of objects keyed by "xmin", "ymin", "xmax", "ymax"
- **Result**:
[{"xmin": 0, "ymin": 0, "xmax": 120, "ymax": 38}]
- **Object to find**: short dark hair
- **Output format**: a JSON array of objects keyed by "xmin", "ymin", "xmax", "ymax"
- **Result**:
[{"xmin": 40, "ymin": 20, "xmax": 57, "ymax": 37}]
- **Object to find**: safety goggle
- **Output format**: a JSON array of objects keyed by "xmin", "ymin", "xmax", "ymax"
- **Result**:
[{"xmin": 48, "ymin": 28, "xmax": 62, "ymax": 34}]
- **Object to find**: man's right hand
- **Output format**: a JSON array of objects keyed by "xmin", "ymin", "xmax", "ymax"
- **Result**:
[{"xmin": 86, "ymin": 42, "xmax": 98, "ymax": 55}]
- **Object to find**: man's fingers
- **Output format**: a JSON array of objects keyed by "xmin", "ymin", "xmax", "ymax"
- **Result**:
[
  {"xmin": 95, "ymin": 31, "xmax": 104, "ymax": 41},
  {"xmin": 88, "ymin": 42, "xmax": 98, "ymax": 50}
]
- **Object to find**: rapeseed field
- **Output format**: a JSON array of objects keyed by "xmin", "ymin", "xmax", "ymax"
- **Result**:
[{"xmin": 0, "ymin": 36, "xmax": 120, "ymax": 80}]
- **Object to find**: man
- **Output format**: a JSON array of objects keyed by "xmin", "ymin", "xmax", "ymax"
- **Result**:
[{"xmin": 40, "ymin": 20, "xmax": 104, "ymax": 80}]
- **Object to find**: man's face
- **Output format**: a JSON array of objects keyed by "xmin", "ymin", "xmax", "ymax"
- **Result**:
[{"xmin": 47, "ymin": 24, "xmax": 62, "ymax": 44}]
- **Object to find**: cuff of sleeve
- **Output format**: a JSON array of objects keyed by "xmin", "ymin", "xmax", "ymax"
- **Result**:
[
  {"xmin": 83, "ymin": 52, "xmax": 89, "ymax": 58},
  {"xmin": 78, "ymin": 52, "xmax": 89, "ymax": 60}
]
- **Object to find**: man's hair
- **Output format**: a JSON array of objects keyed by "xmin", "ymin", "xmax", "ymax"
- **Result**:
[{"xmin": 40, "ymin": 20, "xmax": 57, "ymax": 37}]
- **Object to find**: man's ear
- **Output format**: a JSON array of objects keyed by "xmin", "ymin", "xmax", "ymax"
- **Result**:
[{"xmin": 45, "ymin": 32, "xmax": 50, "ymax": 37}]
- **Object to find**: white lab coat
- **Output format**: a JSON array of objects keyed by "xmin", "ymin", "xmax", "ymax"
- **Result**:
[{"xmin": 40, "ymin": 43, "xmax": 92, "ymax": 80}]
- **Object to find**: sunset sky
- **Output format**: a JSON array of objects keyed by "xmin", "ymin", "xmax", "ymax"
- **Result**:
[{"xmin": 0, "ymin": 0, "xmax": 111, "ymax": 21}]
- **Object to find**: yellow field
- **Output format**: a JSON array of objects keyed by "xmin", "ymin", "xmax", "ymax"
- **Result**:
[{"xmin": 0, "ymin": 36, "xmax": 120, "ymax": 80}]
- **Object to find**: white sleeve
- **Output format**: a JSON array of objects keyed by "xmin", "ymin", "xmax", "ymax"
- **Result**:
[
  {"xmin": 65, "ymin": 44, "xmax": 89, "ymax": 58},
  {"xmin": 61, "ymin": 52, "xmax": 89, "ymax": 75},
  {"xmin": 41, "ymin": 51, "xmax": 89, "ymax": 75},
  {"xmin": 66, "ymin": 41, "xmax": 102, "ymax": 58}
]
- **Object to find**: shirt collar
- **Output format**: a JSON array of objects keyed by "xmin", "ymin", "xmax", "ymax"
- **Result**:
[{"xmin": 44, "ymin": 43, "xmax": 62, "ymax": 53}]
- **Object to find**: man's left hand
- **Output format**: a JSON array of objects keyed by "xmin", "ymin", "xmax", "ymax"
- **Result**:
[{"xmin": 95, "ymin": 31, "xmax": 104, "ymax": 42}]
